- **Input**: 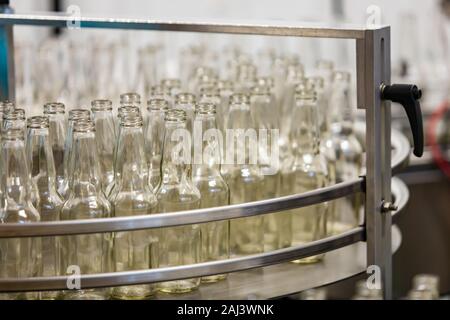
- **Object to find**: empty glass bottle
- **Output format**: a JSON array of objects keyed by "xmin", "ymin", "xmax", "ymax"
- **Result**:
[
  {"xmin": 156, "ymin": 109, "xmax": 201, "ymax": 293},
  {"xmin": 161, "ymin": 78, "xmax": 182, "ymax": 97},
  {"xmin": 174, "ymin": 92, "xmax": 196, "ymax": 135},
  {"xmin": 91, "ymin": 99, "xmax": 116, "ymax": 193},
  {"xmin": 0, "ymin": 129, "xmax": 41, "ymax": 300},
  {"xmin": 192, "ymin": 103, "xmax": 230, "ymax": 283},
  {"xmin": 281, "ymin": 84, "xmax": 329, "ymax": 264},
  {"xmin": 322, "ymin": 71, "xmax": 363, "ymax": 235},
  {"xmin": 144, "ymin": 98, "xmax": 169, "ymax": 190},
  {"xmin": 0, "ymin": 100, "xmax": 15, "ymax": 139},
  {"xmin": 223, "ymin": 93, "xmax": 265, "ymax": 256},
  {"xmin": 26, "ymin": 116, "xmax": 63, "ymax": 300},
  {"xmin": 110, "ymin": 114, "xmax": 158, "ymax": 300},
  {"xmin": 43, "ymin": 102, "xmax": 66, "ymax": 196},
  {"xmin": 250, "ymin": 85, "xmax": 287, "ymax": 251},
  {"xmin": 3, "ymin": 108, "xmax": 26, "ymax": 139},
  {"xmin": 61, "ymin": 109, "xmax": 90, "ymax": 198},
  {"xmin": 120, "ymin": 92, "xmax": 141, "ymax": 108},
  {"xmin": 60, "ymin": 120, "xmax": 111, "ymax": 300}
]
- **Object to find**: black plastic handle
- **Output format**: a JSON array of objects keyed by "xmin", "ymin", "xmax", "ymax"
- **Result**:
[{"xmin": 381, "ymin": 84, "xmax": 424, "ymax": 157}]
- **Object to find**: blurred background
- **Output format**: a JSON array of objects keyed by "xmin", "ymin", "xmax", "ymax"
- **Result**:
[{"xmin": 4, "ymin": 0, "xmax": 450, "ymax": 299}]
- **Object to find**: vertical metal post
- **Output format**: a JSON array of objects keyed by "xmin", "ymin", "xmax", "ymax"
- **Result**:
[
  {"xmin": 359, "ymin": 27, "xmax": 392, "ymax": 299},
  {"xmin": 0, "ymin": 1, "xmax": 15, "ymax": 101}
]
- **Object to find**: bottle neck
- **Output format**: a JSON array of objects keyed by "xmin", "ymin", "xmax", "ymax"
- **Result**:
[
  {"xmin": 329, "ymin": 82, "xmax": 354, "ymax": 133},
  {"xmin": 161, "ymin": 121, "xmax": 193, "ymax": 185},
  {"xmin": 68, "ymin": 131, "xmax": 103, "ymax": 195},
  {"xmin": 92, "ymin": 110, "xmax": 116, "ymax": 157},
  {"xmin": 291, "ymin": 98, "xmax": 320, "ymax": 155},
  {"xmin": 115, "ymin": 126, "xmax": 149, "ymax": 191},
  {"xmin": 26, "ymin": 127, "xmax": 58, "ymax": 194},
  {"xmin": 145, "ymin": 109, "xmax": 166, "ymax": 159},
  {"xmin": 1, "ymin": 138, "xmax": 34, "ymax": 204},
  {"xmin": 193, "ymin": 113, "xmax": 222, "ymax": 175},
  {"xmin": 47, "ymin": 113, "xmax": 66, "ymax": 147}
]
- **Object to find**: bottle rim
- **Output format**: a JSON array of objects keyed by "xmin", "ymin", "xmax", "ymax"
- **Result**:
[
  {"xmin": 118, "ymin": 105, "xmax": 140, "ymax": 117},
  {"xmin": 43, "ymin": 102, "xmax": 65, "ymax": 114},
  {"xmin": 120, "ymin": 92, "xmax": 141, "ymax": 105},
  {"xmin": 73, "ymin": 120, "xmax": 95, "ymax": 133},
  {"xmin": 161, "ymin": 78, "xmax": 181, "ymax": 89},
  {"xmin": 230, "ymin": 93, "xmax": 250, "ymax": 105},
  {"xmin": 175, "ymin": 92, "xmax": 196, "ymax": 105},
  {"xmin": 165, "ymin": 109, "xmax": 187, "ymax": 122},
  {"xmin": 120, "ymin": 113, "xmax": 143, "ymax": 127},
  {"xmin": 91, "ymin": 99, "xmax": 113, "ymax": 111},
  {"xmin": 2, "ymin": 128, "xmax": 24, "ymax": 141},
  {"xmin": 195, "ymin": 103, "xmax": 216, "ymax": 115},
  {"xmin": 0, "ymin": 100, "xmax": 16, "ymax": 113},
  {"xmin": 68, "ymin": 109, "xmax": 90, "ymax": 121},
  {"xmin": 3, "ymin": 108, "xmax": 25, "ymax": 120},
  {"xmin": 27, "ymin": 116, "xmax": 49, "ymax": 129},
  {"xmin": 147, "ymin": 98, "xmax": 169, "ymax": 111}
]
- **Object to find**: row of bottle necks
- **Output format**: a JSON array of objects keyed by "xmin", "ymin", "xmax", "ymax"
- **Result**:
[{"xmin": 0, "ymin": 67, "xmax": 364, "ymax": 299}]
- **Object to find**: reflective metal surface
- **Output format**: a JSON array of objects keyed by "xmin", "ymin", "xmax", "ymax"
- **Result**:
[{"xmin": 0, "ymin": 13, "xmax": 384, "ymax": 39}]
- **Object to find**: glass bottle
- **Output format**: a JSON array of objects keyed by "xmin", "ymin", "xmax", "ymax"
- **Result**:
[
  {"xmin": 322, "ymin": 71, "xmax": 363, "ymax": 235},
  {"xmin": 0, "ymin": 100, "xmax": 15, "ymax": 139},
  {"xmin": 281, "ymin": 84, "xmax": 329, "ymax": 263},
  {"xmin": 26, "ymin": 116, "xmax": 63, "ymax": 300},
  {"xmin": 91, "ymin": 99, "xmax": 116, "ymax": 193},
  {"xmin": 250, "ymin": 85, "xmax": 287, "ymax": 251},
  {"xmin": 3, "ymin": 108, "xmax": 26, "ymax": 139},
  {"xmin": 109, "ymin": 113, "xmax": 158, "ymax": 300},
  {"xmin": 43, "ymin": 102, "xmax": 66, "ymax": 197},
  {"xmin": 161, "ymin": 78, "xmax": 182, "ymax": 97},
  {"xmin": 144, "ymin": 98, "xmax": 169, "ymax": 190},
  {"xmin": 120, "ymin": 92, "xmax": 141, "ymax": 108},
  {"xmin": 233, "ymin": 62, "xmax": 257, "ymax": 94},
  {"xmin": 174, "ymin": 92, "xmax": 196, "ymax": 135},
  {"xmin": 61, "ymin": 109, "xmax": 90, "ymax": 198},
  {"xmin": 156, "ymin": 109, "xmax": 201, "ymax": 293},
  {"xmin": 192, "ymin": 103, "xmax": 230, "ymax": 283},
  {"xmin": 0, "ymin": 129, "xmax": 41, "ymax": 300},
  {"xmin": 60, "ymin": 120, "xmax": 111, "ymax": 300},
  {"xmin": 223, "ymin": 93, "xmax": 265, "ymax": 256}
]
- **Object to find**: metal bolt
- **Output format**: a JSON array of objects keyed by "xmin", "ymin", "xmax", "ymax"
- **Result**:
[{"xmin": 381, "ymin": 201, "xmax": 398, "ymax": 213}]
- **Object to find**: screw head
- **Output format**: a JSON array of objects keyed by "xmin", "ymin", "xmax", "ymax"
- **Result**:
[{"xmin": 381, "ymin": 201, "xmax": 398, "ymax": 213}]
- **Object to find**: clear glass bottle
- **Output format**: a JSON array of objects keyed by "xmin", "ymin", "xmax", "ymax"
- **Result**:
[
  {"xmin": 109, "ymin": 114, "xmax": 158, "ymax": 300},
  {"xmin": 233, "ymin": 62, "xmax": 257, "ymax": 94},
  {"xmin": 192, "ymin": 103, "xmax": 230, "ymax": 283},
  {"xmin": 120, "ymin": 92, "xmax": 141, "ymax": 108},
  {"xmin": 280, "ymin": 64, "xmax": 304, "ymax": 160},
  {"xmin": 144, "ymin": 98, "xmax": 169, "ymax": 190},
  {"xmin": 0, "ymin": 100, "xmax": 15, "ymax": 139},
  {"xmin": 26, "ymin": 116, "xmax": 63, "ymax": 300},
  {"xmin": 281, "ymin": 84, "xmax": 329, "ymax": 264},
  {"xmin": 61, "ymin": 109, "xmax": 90, "ymax": 198},
  {"xmin": 60, "ymin": 120, "xmax": 111, "ymax": 300},
  {"xmin": 223, "ymin": 93, "xmax": 265, "ymax": 256},
  {"xmin": 161, "ymin": 78, "xmax": 182, "ymax": 97},
  {"xmin": 174, "ymin": 92, "xmax": 196, "ymax": 135},
  {"xmin": 91, "ymin": 99, "xmax": 116, "ymax": 193},
  {"xmin": 0, "ymin": 129, "xmax": 41, "ymax": 300},
  {"xmin": 3, "ymin": 108, "xmax": 26, "ymax": 139},
  {"xmin": 156, "ymin": 109, "xmax": 201, "ymax": 293},
  {"xmin": 322, "ymin": 71, "xmax": 363, "ymax": 235},
  {"xmin": 43, "ymin": 102, "xmax": 66, "ymax": 197},
  {"xmin": 250, "ymin": 85, "xmax": 287, "ymax": 251}
]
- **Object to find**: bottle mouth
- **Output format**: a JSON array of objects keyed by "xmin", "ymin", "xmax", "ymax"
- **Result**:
[
  {"xmin": 91, "ymin": 99, "xmax": 113, "ymax": 111},
  {"xmin": 118, "ymin": 105, "xmax": 140, "ymax": 118},
  {"xmin": 73, "ymin": 120, "xmax": 95, "ymax": 133},
  {"xmin": 256, "ymin": 77, "xmax": 274, "ymax": 88},
  {"xmin": 295, "ymin": 82, "xmax": 317, "ymax": 101},
  {"xmin": 175, "ymin": 92, "xmax": 196, "ymax": 105},
  {"xmin": 161, "ymin": 78, "xmax": 181, "ymax": 89},
  {"xmin": 120, "ymin": 92, "xmax": 141, "ymax": 105},
  {"xmin": 195, "ymin": 103, "xmax": 216, "ymax": 115},
  {"xmin": 43, "ymin": 102, "xmax": 65, "ymax": 115},
  {"xmin": 150, "ymin": 85, "xmax": 171, "ymax": 96},
  {"xmin": 0, "ymin": 100, "xmax": 16, "ymax": 113},
  {"xmin": 250, "ymin": 85, "xmax": 271, "ymax": 96},
  {"xmin": 217, "ymin": 80, "xmax": 234, "ymax": 91},
  {"xmin": 120, "ymin": 114, "xmax": 143, "ymax": 127},
  {"xmin": 3, "ymin": 108, "xmax": 26, "ymax": 120},
  {"xmin": 68, "ymin": 109, "xmax": 91, "ymax": 121},
  {"xmin": 27, "ymin": 116, "xmax": 49, "ymax": 129},
  {"xmin": 147, "ymin": 98, "xmax": 169, "ymax": 111},
  {"xmin": 199, "ymin": 87, "xmax": 220, "ymax": 98},
  {"xmin": 165, "ymin": 109, "xmax": 187, "ymax": 122}
]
